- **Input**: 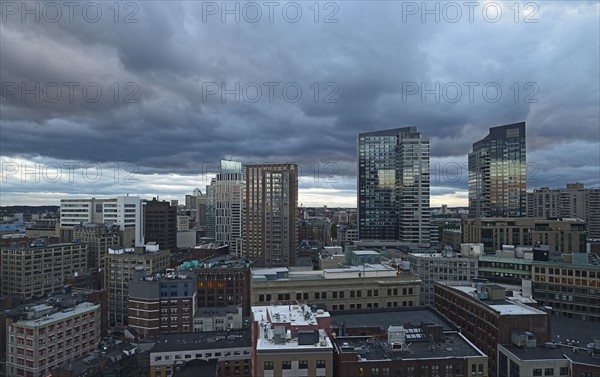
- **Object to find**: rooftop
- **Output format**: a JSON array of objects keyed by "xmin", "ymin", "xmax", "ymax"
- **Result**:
[
  {"xmin": 438, "ymin": 284, "xmax": 546, "ymax": 316},
  {"xmin": 151, "ymin": 330, "xmax": 251, "ymax": 353},
  {"xmin": 252, "ymin": 263, "xmax": 401, "ymax": 282},
  {"xmin": 18, "ymin": 302, "xmax": 99, "ymax": 327}
]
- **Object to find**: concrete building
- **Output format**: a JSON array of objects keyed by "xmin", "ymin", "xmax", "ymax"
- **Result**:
[
  {"xmin": 531, "ymin": 252, "xmax": 600, "ymax": 322},
  {"xmin": 60, "ymin": 196, "xmax": 144, "ymax": 247},
  {"xmin": 336, "ymin": 224, "xmax": 358, "ymax": 243},
  {"xmin": 442, "ymin": 228, "xmax": 462, "ymax": 251},
  {"xmin": 1, "ymin": 242, "xmax": 87, "ymax": 299},
  {"xmin": 251, "ymin": 304, "xmax": 333, "ymax": 377},
  {"xmin": 251, "ymin": 264, "xmax": 421, "ymax": 311},
  {"xmin": 243, "ymin": 164, "xmax": 298, "ymax": 267},
  {"xmin": 177, "ymin": 216, "xmax": 190, "ymax": 231},
  {"xmin": 527, "ymin": 183, "xmax": 600, "ymax": 239},
  {"xmin": 193, "ymin": 306, "xmax": 243, "ymax": 332},
  {"xmin": 5, "ymin": 301, "xmax": 101, "ymax": 377},
  {"xmin": 358, "ymin": 127, "xmax": 431, "ymax": 244},
  {"xmin": 73, "ymin": 223, "xmax": 120, "ymax": 271},
  {"xmin": 469, "ymin": 122, "xmax": 526, "ymax": 218},
  {"xmin": 434, "ymin": 282, "xmax": 551, "ymax": 377},
  {"xmin": 177, "ymin": 256, "xmax": 253, "ymax": 315},
  {"xmin": 407, "ymin": 252, "xmax": 479, "ymax": 305},
  {"xmin": 105, "ymin": 243, "xmax": 171, "ymax": 328},
  {"xmin": 149, "ymin": 330, "xmax": 251, "ymax": 377},
  {"xmin": 210, "ymin": 160, "xmax": 244, "ymax": 254},
  {"xmin": 332, "ymin": 211, "xmax": 349, "ymax": 225},
  {"xmin": 144, "ymin": 199, "xmax": 177, "ymax": 251},
  {"xmin": 463, "ymin": 217, "xmax": 586, "ymax": 254},
  {"xmin": 128, "ymin": 268, "xmax": 197, "ymax": 337},
  {"xmin": 331, "ymin": 307, "xmax": 489, "ymax": 377}
]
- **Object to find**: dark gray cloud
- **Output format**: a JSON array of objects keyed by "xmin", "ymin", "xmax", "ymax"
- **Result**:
[{"xmin": 1, "ymin": 1, "xmax": 599, "ymax": 205}]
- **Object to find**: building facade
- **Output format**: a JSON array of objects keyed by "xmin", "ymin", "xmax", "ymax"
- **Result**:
[
  {"xmin": 527, "ymin": 183, "xmax": 600, "ymax": 239},
  {"xmin": 5, "ymin": 302, "xmax": 101, "ymax": 377},
  {"xmin": 128, "ymin": 269, "xmax": 197, "ymax": 337},
  {"xmin": 462, "ymin": 218, "xmax": 586, "ymax": 254},
  {"xmin": 469, "ymin": 122, "xmax": 526, "ymax": 218},
  {"xmin": 1, "ymin": 242, "xmax": 87, "ymax": 299},
  {"xmin": 210, "ymin": 160, "xmax": 244, "ymax": 254},
  {"xmin": 193, "ymin": 306, "xmax": 243, "ymax": 332},
  {"xmin": 251, "ymin": 265, "xmax": 421, "ymax": 311},
  {"xmin": 434, "ymin": 282, "xmax": 550, "ymax": 377},
  {"xmin": 358, "ymin": 127, "xmax": 431, "ymax": 244},
  {"xmin": 144, "ymin": 199, "xmax": 177, "ymax": 251},
  {"xmin": 73, "ymin": 223, "xmax": 120, "ymax": 271},
  {"xmin": 105, "ymin": 244, "xmax": 171, "ymax": 327},
  {"xmin": 244, "ymin": 164, "xmax": 298, "ymax": 267}
]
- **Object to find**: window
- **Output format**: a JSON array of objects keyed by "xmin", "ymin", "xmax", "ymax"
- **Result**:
[
  {"xmin": 545, "ymin": 368, "xmax": 554, "ymax": 376},
  {"xmin": 316, "ymin": 360, "xmax": 326, "ymax": 368},
  {"xmin": 264, "ymin": 361, "xmax": 273, "ymax": 370},
  {"xmin": 559, "ymin": 367, "xmax": 569, "ymax": 376},
  {"xmin": 533, "ymin": 369, "xmax": 543, "ymax": 376},
  {"xmin": 282, "ymin": 361, "xmax": 291, "ymax": 370},
  {"xmin": 299, "ymin": 360, "xmax": 308, "ymax": 369}
]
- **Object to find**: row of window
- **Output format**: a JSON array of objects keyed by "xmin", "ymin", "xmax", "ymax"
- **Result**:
[{"xmin": 264, "ymin": 360, "xmax": 326, "ymax": 370}]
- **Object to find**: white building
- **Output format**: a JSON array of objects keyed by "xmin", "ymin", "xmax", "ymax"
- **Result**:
[{"xmin": 193, "ymin": 306, "xmax": 243, "ymax": 332}]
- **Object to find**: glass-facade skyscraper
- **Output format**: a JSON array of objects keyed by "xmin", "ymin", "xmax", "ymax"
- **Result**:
[
  {"xmin": 358, "ymin": 127, "xmax": 431, "ymax": 244},
  {"xmin": 468, "ymin": 122, "xmax": 526, "ymax": 218}
]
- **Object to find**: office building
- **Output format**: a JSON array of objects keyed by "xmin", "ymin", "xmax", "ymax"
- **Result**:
[
  {"xmin": 469, "ymin": 122, "xmax": 526, "ymax": 218},
  {"xmin": 5, "ymin": 301, "xmax": 101, "ymax": 377},
  {"xmin": 243, "ymin": 163, "xmax": 298, "ymax": 267},
  {"xmin": 193, "ymin": 306, "xmax": 243, "ymax": 332},
  {"xmin": 60, "ymin": 196, "xmax": 144, "ymax": 247},
  {"xmin": 251, "ymin": 264, "xmax": 421, "ymax": 311},
  {"xmin": 105, "ymin": 244, "xmax": 171, "ymax": 327},
  {"xmin": 1, "ymin": 242, "xmax": 87, "ymax": 299},
  {"xmin": 177, "ymin": 256, "xmax": 252, "ymax": 315},
  {"xmin": 531, "ymin": 252, "xmax": 600, "ymax": 322},
  {"xmin": 527, "ymin": 183, "xmax": 600, "ymax": 239},
  {"xmin": 358, "ymin": 127, "xmax": 431, "ymax": 244},
  {"xmin": 73, "ymin": 223, "xmax": 120, "ymax": 271},
  {"xmin": 128, "ymin": 268, "xmax": 197, "ymax": 337},
  {"xmin": 149, "ymin": 330, "xmax": 251, "ymax": 377},
  {"xmin": 434, "ymin": 282, "xmax": 550, "ymax": 377},
  {"xmin": 331, "ymin": 307, "xmax": 489, "ymax": 377},
  {"xmin": 144, "ymin": 199, "xmax": 178, "ymax": 251},
  {"xmin": 185, "ymin": 188, "xmax": 207, "ymax": 228},
  {"xmin": 407, "ymin": 252, "xmax": 479, "ymax": 305},
  {"xmin": 463, "ymin": 217, "xmax": 586, "ymax": 254},
  {"xmin": 251, "ymin": 304, "xmax": 334, "ymax": 377}
]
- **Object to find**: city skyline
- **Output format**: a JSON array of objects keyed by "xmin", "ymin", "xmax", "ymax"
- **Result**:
[{"xmin": 1, "ymin": 2, "xmax": 599, "ymax": 207}]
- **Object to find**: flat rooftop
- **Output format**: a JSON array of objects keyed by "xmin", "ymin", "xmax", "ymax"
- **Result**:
[
  {"xmin": 19, "ymin": 302, "xmax": 99, "ymax": 327},
  {"xmin": 151, "ymin": 330, "xmax": 251, "ymax": 353},
  {"xmin": 445, "ymin": 285, "xmax": 546, "ymax": 316},
  {"xmin": 252, "ymin": 264, "xmax": 400, "ymax": 282},
  {"xmin": 336, "ymin": 332, "xmax": 485, "ymax": 361},
  {"xmin": 330, "ymin": 307, "xmax": 458, "ymax": 333},
  {"xmin": 500, "ymin": 344, "xmax": 600, "ymax": 367}
]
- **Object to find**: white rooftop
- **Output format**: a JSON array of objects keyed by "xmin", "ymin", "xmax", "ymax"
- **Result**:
[
  {"xmin": 449, "ymin": 286, "xmax": 545, "ymax": 315},
  {"xmin": 18, "ymin": 302, "xmax": 100, "ymax": 327},
  {"xmin": 352, "ymin": 250, "xmax": 380, "ymax": 255}
]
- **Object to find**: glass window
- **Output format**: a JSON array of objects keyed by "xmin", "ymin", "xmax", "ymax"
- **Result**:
[
  {"xmin": 282, "ymin": 361, "xmax": 291, "ymax": 370},
  {"xmin": 264, "ymin": 361, "xmax": 273, "ymax": 370}
]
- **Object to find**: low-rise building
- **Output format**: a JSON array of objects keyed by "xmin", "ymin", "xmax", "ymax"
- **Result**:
[
  {"xmin": 193, "ymin": 306, "xmax": 243, "ymax": 332},
  {"xmin": 434, "ymin": 282, "xmax": 551, "ymax": 377},
  {"xmin": 332, "ymin": 308, "xmax": 489, "ymax": 377},
  {"xmin": 6, "ymin": 301, "xmax": 101, "ymax": 377},
  {"xmin": 251, "ymin": 264, "xmax": 421, "ymax": 311},
  {"xmin": 251, "ymin": 304, "xmax": 334, "ymax": 377},
  {"xmin": 128, "ymin": 268, "xmax": 197, "ymax": 337},
  {"xmin": 149, "ymin": 330, "xmax": 252, "ymax": 377}
]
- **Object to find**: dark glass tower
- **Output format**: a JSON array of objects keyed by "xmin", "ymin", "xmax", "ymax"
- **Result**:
[
  {"xmin": 358, "ymin": 127, "xmax": 431, "ymax": 244},
  {"xmin": 468, "ymin": 122, "xmax": 526, "ymax": 218}
]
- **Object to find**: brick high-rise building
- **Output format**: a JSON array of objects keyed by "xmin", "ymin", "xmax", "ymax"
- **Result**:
[
  {"xmin": 144, "ymin": 198, "xmax": 177, "ymax": 251},
  {"xmin": 243, "ymin": 164, "xmax": 298, "ymax": 267}
]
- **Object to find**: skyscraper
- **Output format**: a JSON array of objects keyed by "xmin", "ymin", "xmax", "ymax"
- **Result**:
[
  {"xmin": 468, "ymin": 122, "xmax": 526, "ymax": 218},
  {"xmin": 243, "ymin": 163, "xmax": 298, "ymax": 267},
  {"xmin": 144, "ymin": 198, "xmax": 177, "ymax": 250},
  {"xmin": 358, "ymin": 127, "xmax": 431, "ymax": 244}
]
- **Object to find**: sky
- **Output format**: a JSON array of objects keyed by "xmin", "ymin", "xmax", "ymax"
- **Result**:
[{"xmin": 1, "ymin": 1, "xmax": 599, "ymax": 207}]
